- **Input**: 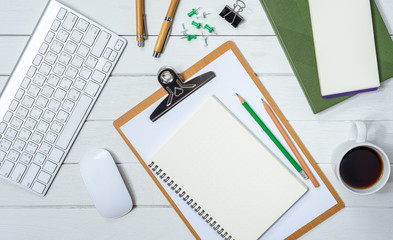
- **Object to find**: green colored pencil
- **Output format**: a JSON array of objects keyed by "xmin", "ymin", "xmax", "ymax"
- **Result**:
[{"xmin": 236, "ymin": 94, "xmax": 308, "ymax": 180}]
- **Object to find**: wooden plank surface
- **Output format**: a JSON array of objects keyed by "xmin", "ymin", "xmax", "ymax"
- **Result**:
[{"xmin": 0, "ymin": 0, "xmax": 393, "ymax": 239}]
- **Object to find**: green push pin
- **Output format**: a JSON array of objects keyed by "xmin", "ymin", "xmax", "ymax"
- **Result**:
[
  {"xmin": 181, "ymin": 34, "xmax": 196, "ymax": 41},
  {"xmin": 186, "ymin": 34, "xmax": 196, "ymax": 41},
  {"xmin": 191, "ymin": 21, "xmax": 201, "ymax": 29},
  {"xmin": 204, "ymin": 24, "xmax": 215, "ymax": 33},
  {"xmin": 187, "ymin": 8, "xmax": 199, "ymax": 17}
]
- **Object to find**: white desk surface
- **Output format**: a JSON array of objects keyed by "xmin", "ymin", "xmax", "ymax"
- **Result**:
[{"xmin": 1, "ymin": 0, "xmax": 393, "ymax": 239}]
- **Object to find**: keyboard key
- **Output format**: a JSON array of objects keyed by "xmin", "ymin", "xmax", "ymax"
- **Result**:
[
  {"xmin": 57, "ymin": 8, "xmax": 67, "ymax": 20},
  {"xmin": 43, "ymin": 161, "xmax": 57, "ymax": 173},
  {"xmin": 91, "ymin": 31, "xmax": 111, "ymax": 57},
  {"xmin": 21, "ymin": 163, "xmax": 40, "ymax": 188},
  {"xmin": 21, "ymin": 78, "xmax": 31, "ymax": 89},
  {"xmin": 44, "ymin": 51, "xmax": 57, "ymax": 65},
  {"xmin": 33, "ymin": 54, "xmax": 43, "ymax": 66},
  {"xmin": 24, "ymin": 118, "xmax": 37, "ymax": 130},
  {"xmin": 76, "ymin": 18, "xmax": 89, "ymax": 32},
  {"xmin": 39, "ymin": 43, "xmax": 49, "ymax": 55},
  {"xmin": 31, "ymin": 131, "xmax": 44, "ymax": 143},
  {"xmin": 21, "ymin": 95, "xmax": 34, "ymax": 108},
  {"xmin": 64, "ymin": 41, "xmax": 78, "ymax": 54},
  {"xmin": 43, "ymin": 109, "xmax": 55, "ymax": 122},
  {"xmin": 48, "ymin": 99, "xmax": 61, "ymax": 111},
  {"xmin": 27, "ymin": 66, "xmax": 37, "ymax": 77},
  {"xmin": 48, "ymin": 74, "xmax": 60, "ymax": 87},
  {"xmin": 42, "ymin": 85, "xmax": 54, "ymax": 98},
  {"xmin": 38, "ymin": 62, "xmax": 52, "ymax": 75},
  {"xmin": 40, "ymin": 142, "xmax": 52, "ymax": 154},
  {"xmin": 33, "ymin": 152, "xmax": 46, "ymax": 165},
  {"xmin": 65, "ymin": 66, "xmax": 78, "ymax": 79},
  {"xmin": 56, "ymin": 95, "xmax": 92, "ymax": 149},
  {"xmin": 27, "ymin": 84, "xmax": 40, "ymax": 97},
  {"xmin": 0, "ymin": 161, "xmax": 14, "ymax": 177},
  {"xmin": 0, "ymin": 150, "xmax": 6, "ymax": 161},
  {"xmin": 71, "ymin": 55, "xmax": 84, "ymax": 68},
  {"xmin": 20, "ymin": 152, "xmax": 32, "ymax": 164},
  {"xmin": 91, "ymin": 70, "xmax": 105, "ymax": 83},
  {"xmin": 25, "ymin": 142, "xmax": 38, "ymax": 155},
  {"xmin": 50, "ymin": 19, "xmax": 61, "ymax": 31},
  {"xmin": 74, "ymin": 78, "xmax": 86, "ymax": 90},
  {"xmin": 45, "ymin": 31, "xmax": 55, "ymax": 43},
  {"xmin": 32, "ymin": 181, "xmax": 46, "ymax": 194},
  {"xmin": 56, "ymin": 29, "xmax": 69, "ymax": 42},
  {"xmin": 108, "ymin": 51, "xmax": 118, "ymax": 61},
  {"xmin": 37, "ymin": 120, "xmax": 50, "ymax": 133},
  {"xmin": 5, "ymin": 128, "xmax": 17, "ymax": 140},
  {"xmin": 70, "ymin": 29, "xmax": 83, "ymax": 42},
  {"xmin": 36, "ymin": 96, "xmax": 49, "ymax": 108},
  {"xmin": 62, "ymin": 99, "xmax": 75, "ymax": 112},
  {"xmin": 9, "ymin": 99, "xmax": 19, "ymax": 111},
  {"xmin": 51, "ymin": 121, "xmax": 63, "ymax": 133},
  {"xmin": 13, "ymin": 139, "xmax": 26, "ymax": 151},
  {"xmin": 79, "ymin": 67, "xmax": 92, "ymax": 79},
  {"xmin": 33, "ymin": 74, "xmax": 46, "ymax": 86},
  {"xmin": 68, "ymin": 88, "xmax": 81, "ymax": 101},
  {"xmin": 56, "ymin": 110, "xmax": 69, "ymax": 123},
  {"xmin": 102, "ymin": 62, "xmax": 112, "ymax": 73},
  {"xmin": 0, "ymin": 138, "xmax": 12, "ymax": 151},
  {"xmin": 58, "ymin": 52, "xmax": 72, "ymax": 65},
  {"xmin": 49, "ymin": 148, "xmax": 64, "ymax": 163},
  {"xmin": 103, "ymin": 48, "xmax": 112, "ymax": 59},
  {"xmin": 19, "ymin": 128, "xmax": 32, "ymax": 141},
  {"xmin": 0, "ymin": 122, "xmax": 6, "ymax": 134},
  {"xmin": 53, "ymin": 63, "xmax": 66, "ymax": 75},
  {"xmin": 83, "ymin": 25, "xmax": 100, "ymax": 46},
  {"xmin": 54, "ymin": 88, "xmax": 66, "ymax": 101},
  {"xmin": 45, "ymin": 131, "xmax": 57, "ymax": 144},
  {"xmin": 3, "ymin": 111, "xmax": 13, "ymax": 123},
  {"xmin": 85, "ymin": 81, "xmax": 100, "ymax": 97},
  {"xmin": 10, "ymin": 117, "xmax": 23, "ymax": 129},
  {"xmin": 15, "ymin": 89, "xmax": 25, "ymax": 100},
  {"xmin": 37, "ymin": 171, "xmax": 51, "ymax": 184},
  {"xmin": 85, "ymin": 56, "xmax": 98, "ymax": 69},
  {"xmin": 77, "ymin": 44, "xmax": 89, "ymax": 57},
  {"xmin": 114, "ymin": 39, "xmax": 124, "ymax": 51},
  {"xmin": 8, "ymin": 149, "xmax": 20, "ymax": 161},
  {"xmin": 63, "ymin": 12, "xmax": 78, "ymax": 31},
  {"xmin": 30, "ymin": 106, "xmax": 43, "ymax": 119},
  {"xmin": 10, "ymin": 163, "xmax": 26, "ymax": 183},
  {"xmin": 51, "ymin": 40, "xmax": 63, "ymax": 53}
]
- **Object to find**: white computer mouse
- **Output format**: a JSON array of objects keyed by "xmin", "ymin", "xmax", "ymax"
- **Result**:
[{"xmin": 80, "ymin": 149, "xmax": 133, "ymax": 218}]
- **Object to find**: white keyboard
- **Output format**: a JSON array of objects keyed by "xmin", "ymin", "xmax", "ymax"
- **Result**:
[{"xmin": 0, "ymin": 1, "xmax": 126, "ymax": 196}]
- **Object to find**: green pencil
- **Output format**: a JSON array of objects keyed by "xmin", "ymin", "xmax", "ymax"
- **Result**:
[{"xmin": 236, "ymin": 94, "xmax": 308, "ymax": 180}]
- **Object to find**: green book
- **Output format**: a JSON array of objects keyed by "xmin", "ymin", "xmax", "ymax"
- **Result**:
[{"xmin": 259, "ymin": 0, "xmax": 393, "ymax": 113}]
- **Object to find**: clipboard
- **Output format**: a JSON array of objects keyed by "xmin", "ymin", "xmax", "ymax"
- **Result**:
[{"xmin": 113, "ymin": 41, "xmax": 344, "ymax": 239}]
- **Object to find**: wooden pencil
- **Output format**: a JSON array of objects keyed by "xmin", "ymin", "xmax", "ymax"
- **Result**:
[{"xmin": 262, "ymin": 99, "xmax": 320, "ymax": 187}]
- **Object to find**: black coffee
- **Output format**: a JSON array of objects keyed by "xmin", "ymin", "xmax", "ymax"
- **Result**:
[{"xmin": 339, "ymin": 147, "xmax": 383, "ymax": 189}]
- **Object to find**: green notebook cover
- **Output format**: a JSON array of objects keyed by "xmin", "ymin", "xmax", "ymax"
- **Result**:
[{"xmin": 259, "ymin": 0, "xmax": 393, "ymax": 113}]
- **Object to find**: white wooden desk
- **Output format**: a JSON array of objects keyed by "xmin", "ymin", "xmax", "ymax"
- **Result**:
[{"xmin": 1, "ymin": 0, "xmax": 393, "ymax": 239}]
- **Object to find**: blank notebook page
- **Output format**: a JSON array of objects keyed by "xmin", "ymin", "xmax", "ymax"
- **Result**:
[{"xmin": 149, "ymin": 97, "xmax": 307, "ymax": 240}]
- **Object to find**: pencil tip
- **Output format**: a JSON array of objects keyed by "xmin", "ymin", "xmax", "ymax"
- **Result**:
[{"xmin": 236, "ymin": 94, "xmax": 245, "ymax": 103}]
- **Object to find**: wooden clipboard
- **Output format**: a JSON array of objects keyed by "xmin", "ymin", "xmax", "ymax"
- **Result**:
[{"xmin": 113, "ymin": 41, "xmax": 344, "ymax": 239}]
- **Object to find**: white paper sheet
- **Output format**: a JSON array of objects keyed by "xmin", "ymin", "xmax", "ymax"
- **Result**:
[{"xmin": 120, "ymin": 50, "xmax": 338, "ymax": 239}]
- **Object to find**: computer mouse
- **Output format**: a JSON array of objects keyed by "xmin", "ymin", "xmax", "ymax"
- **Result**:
[{"xmin": 80, "ymin": 149, "xmax": 133, "ymax": 218}]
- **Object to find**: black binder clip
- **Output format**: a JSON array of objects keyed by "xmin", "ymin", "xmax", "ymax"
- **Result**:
[
  {"xmin": 150, "ymin": 67, "xmax": 216, "ymax": 122},
  {"xmin": 219, "ymin": 0, "xmax": 246, "ymax": 28}
]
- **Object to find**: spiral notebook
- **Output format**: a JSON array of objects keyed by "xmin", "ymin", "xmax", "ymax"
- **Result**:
[
  {"xmin": 148, "ymin": 96, "xmax": 308, "ymax": 240},
  {"xmin": 114, "ymin": 42, "xmax": 344, "ymax": 239}
]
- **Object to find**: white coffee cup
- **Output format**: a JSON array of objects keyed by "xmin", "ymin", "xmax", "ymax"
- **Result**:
[{"xmin": 332, "ymin": 122, "xmax": 390, "ymax": 195}]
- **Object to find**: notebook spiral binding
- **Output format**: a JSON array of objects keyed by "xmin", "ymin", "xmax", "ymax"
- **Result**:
[{"xmin": 148, "ymin": 161, "xmax": 234, "ymax": 240}]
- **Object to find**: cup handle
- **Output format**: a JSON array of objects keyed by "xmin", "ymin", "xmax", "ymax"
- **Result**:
[{"xmin": 353, "ymin": 121, "xmax": 367, "ymax": 143}]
